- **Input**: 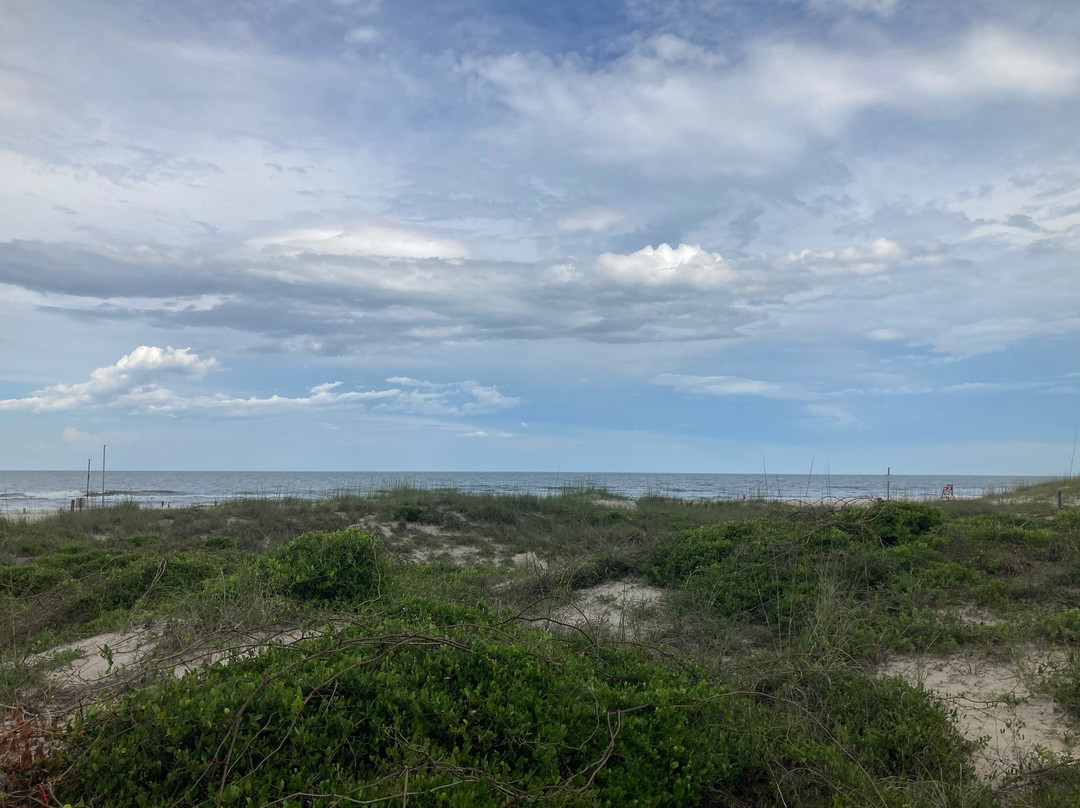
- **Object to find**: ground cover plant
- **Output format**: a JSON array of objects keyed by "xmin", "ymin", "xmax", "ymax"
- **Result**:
[
  {"xmin": 0, "ymin": 478, "xmax": 1078, "ymax": 805},
  {"xmin": 55, "ymin": 596, "xmax": 983, "ymax": 808}
]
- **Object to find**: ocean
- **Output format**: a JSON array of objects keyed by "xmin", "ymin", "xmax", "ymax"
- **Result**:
[{"xmin": 0, "ymin": 470, "xmax": 1044, "ymax": 513}]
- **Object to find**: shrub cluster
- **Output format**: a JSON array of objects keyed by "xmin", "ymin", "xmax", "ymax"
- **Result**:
[
  {"xmin": 1, "ymin": 544, "xmax": 239, "ymax": 647},
  {"xmin": 267, "ymin": 526, "xmax": 388, "ymax": 605},
  {"xmin": 642, "ymin": 503, "xmax": 977, "ymax": 652},
  {"xmin": 58, "ymin": 603, "xmax": 980, "ymax": 807}
]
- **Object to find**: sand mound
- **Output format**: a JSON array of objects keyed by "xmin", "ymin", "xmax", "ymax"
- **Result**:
[
  {"xmin": 593, "ymin": 498, "xmax": 636, "ymax": 510},
  {"xmin": 551, "ymin": 580, "xmax": 665, "ymax": 640},
  {"xmin": 879, "ymin": 649, "xmax": 1078, "ymax": 780}
]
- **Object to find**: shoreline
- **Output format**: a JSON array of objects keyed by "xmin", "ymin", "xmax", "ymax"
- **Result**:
[
  {"xmin": 1, "ymin": 492, "xmax": 969, "ymax": 521},
  {"xmin": 0, "ymin": 470, "xmax": 1040, "ymax": 513}
]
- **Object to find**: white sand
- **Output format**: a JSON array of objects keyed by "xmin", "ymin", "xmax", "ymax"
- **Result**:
[
  {"xmin": 551, "ymin": 580, "xmax": 665, "ymax": 640},
  {"xmin": 879, "ymin": 649, "xmax": 1078, "ymax": 780}
]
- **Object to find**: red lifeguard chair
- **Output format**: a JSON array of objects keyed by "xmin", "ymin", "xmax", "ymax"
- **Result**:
[{"xmin": 940, "ymin": 484, "xmax": 955, "ymax": 500}]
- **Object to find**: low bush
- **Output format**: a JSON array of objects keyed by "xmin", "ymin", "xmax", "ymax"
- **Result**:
[
  {"xmin": 200, "ymin": 535, "xmax": 237, "ymax": 550},
  {"xmin": 648, "ymin": 508, "xmax": 989, "ymax": 654},
  {"xmin": 832, "ymin": 501, "xmax": 946, "ymax": 546},
  {"xmin": 58, "ymin": 604, "xmax": 982, "ymax": 807},
  {"xmin": 1048, "ymin": 653, "xmax": 1080, "ymax": 719},
  {"xmin": 268, "ymin": 527, "xmax": 388, "ymax": 605},
  {"xmin": 1, "ymin": 547, "xmax": 240, "ymax": 647}
]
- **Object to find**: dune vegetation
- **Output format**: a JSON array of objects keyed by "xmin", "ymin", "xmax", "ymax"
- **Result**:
[{"xmin": 2, "ymin": 478, "xmax": 1079, "ymax": 806}]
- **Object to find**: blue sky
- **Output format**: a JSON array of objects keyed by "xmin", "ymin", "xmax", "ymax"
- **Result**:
[{"xmin": 1, "ymin": 0, "xmax": 1078, "ymax": 473}]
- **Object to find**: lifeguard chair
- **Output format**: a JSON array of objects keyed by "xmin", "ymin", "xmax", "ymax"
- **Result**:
[{"xmin": 940, "ymin": 484, "xmax": 955, "ymax": 500}]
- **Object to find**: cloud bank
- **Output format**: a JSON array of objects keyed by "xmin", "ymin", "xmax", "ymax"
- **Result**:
[{"xmin": 0, "ymin": 347, "xmax": 520, "ymax": 418}]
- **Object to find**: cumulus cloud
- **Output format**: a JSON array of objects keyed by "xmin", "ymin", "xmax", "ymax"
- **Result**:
[
  {"xmin": 595, "ymin": 244, "xmax": 736, "ymax": 289},
  {"xmin": 0, "ymin": 348, "xmax": 520, "ymax": 417},
  {"xmin": 0, "ymin": 346, "xmax": 216, "ymax": 412},
  {"xmin": 782, "ymin": 238, "xmax": 906, "ymax": 276}
]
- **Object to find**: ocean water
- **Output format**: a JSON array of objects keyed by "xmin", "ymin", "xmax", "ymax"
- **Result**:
[{"xmin": 0, "ymin": 470, "xmax": 1044, "ymax": 513}]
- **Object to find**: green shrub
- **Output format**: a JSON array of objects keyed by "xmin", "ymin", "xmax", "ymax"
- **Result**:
[
  {"xmin": 58, "ymin": 606, "xmax": 981, "ymax": 808},
  {"xmin": 123, "ymin": 534, "xmax": 162, "ymax": 548},
  {"xmin": 389, "ymin": 504, "xmax": 425, "ymax": 522},
  {"xmin": 834, "ymin": 502, "xmax": 946, "ymax": 546},
  {"xmin": 644, "ymin": 519, "xmax": 790, "ymax": 586},
  {"xmin": 1040, "ymin": 609, "xmax": 1080, "ymax": 644},
  {"xmin": 200, "ymin": 535, "xmax": 237, "ymax": 550},
  {"xmin": 268, "ymin": 527, "xmax": 387, "ymax": 604},
  {"xmin": 1049, "ymin": 653, "xmax": 1080, "ymax": 719},
  {"xmin": 1052, "ymin": 508, "xmax": 1080, "ymax": 534},
  {"xmin": 782, "ymin": 669, "xmax": 975, "ymax": 779}
]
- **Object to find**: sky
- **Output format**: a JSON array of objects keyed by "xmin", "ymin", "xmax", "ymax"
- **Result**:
[{"xmin": 1, "ymin": 0, "xmax": 1078, "ymax": 474}]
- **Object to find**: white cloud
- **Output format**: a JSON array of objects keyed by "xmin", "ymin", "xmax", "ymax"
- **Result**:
[
  {"xmin": 783, "ymin": 238, "xmax": 906, "ymax": 276},
  {"xmin": 377, "ymin": 378, "xmax": 521, "ymax": 415},
  {"xmin": 132, "ymin": 385, "xmax": 401, "ymax": 416},
  {"xmin": 918, "ymin": 27, "xmax": 1080, "ymax": 100},
  {"xmin": 245, "ymin": 224, "xmax": 467, "ymax": 260},
  {"xmin": 5, "ymin": 220, "xmax": 1076, "ymax": 362},
  {"xmin": 940, "ymin": 381, "xmax": 1043, "ymax": 394},
  {"xmin": 930, "ymin": 316, "xmax": 1080, "ymax": 359},
  {"xmin": 0, "ymin": 346, "xmax": 216, "ymax": 412},
  {"xmin": 459, "ymin": 429, "xmax": 515, "ymax": 438},
  {"xmin": 654, "ymin": 373, "xmax": 866, "ymax": 428},
  {"xmin": 469, "ymin": 27, "xmax": 1080, "ymax": 174},
  {"xmin": 0, "ymin": 348, "xmax": 519, "ymax": 418},
  {"xmin": 595, "ymin": 243, "xmax": 736, "ymax": 289},
  {"xmin": 652, "ymin": 373, "xmax": 807, "ymax": 400}
]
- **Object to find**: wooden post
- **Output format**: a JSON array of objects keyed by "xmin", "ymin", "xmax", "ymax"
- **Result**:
[
  {"xmin": 886, "ymin": 467, "xmax": 891, "ymax": 501},
  {"xmin": 1058, "ymin": 489, "xmax": 1064, "ymax": 511},
  {"xmin": 101, "ymin": 444, "xmax": 106, "ymax": 509}
]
